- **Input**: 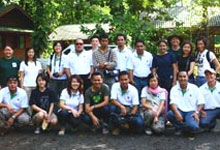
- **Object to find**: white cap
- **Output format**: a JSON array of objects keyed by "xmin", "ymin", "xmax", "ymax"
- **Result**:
[{"xmin": 204, "ymin": 68, "xmax": 216, "ymax": 74}]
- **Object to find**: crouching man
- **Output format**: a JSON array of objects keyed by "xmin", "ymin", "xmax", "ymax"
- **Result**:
[
  {"xmin": 0, "ymin": 76, "xmax": 30, "ymax": 129},
  {"xmin": 110, "ymin": 71, "xmax": 144, "ymax": 135},
  {"xmin": 167, "ymin": 71, "xmax": 205, "ymax": 140},
  {"xmin": 199, "ymin": 68, "xmax": 220, "ymax": 130}
]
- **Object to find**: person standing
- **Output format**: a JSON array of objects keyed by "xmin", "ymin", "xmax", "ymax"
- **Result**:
[
  {"xmin": 92, "ymin": 34, "xmax": 117, "ymax": 89},
  {"xmin": 177, "ymin": 42, "xmax": 195, "ymax": 84},
  {"xmin": 0, "ymin": 46, "xmax": 21, "ymax": 88},
  {"xmin": 90, "ymin": 35, "xmax": 100, "ymax": 51},
  {"xmin": 127, "ymin": 40, "xmax": 153, "ymax": 97},
  {"xmin": 167, "ymin": 71, "xmax": 205, "ymax": 140},
  {"xmin": 64, "ymin": 39, "xmax": 93, "ymax": 91},
  {"xmin": 167, "ymin": 35, "xmax": 183, "ymax": 58},
  {"xmin": 47, "ymin": 42, "xmax": 67, "ymax": 97},
  {"xmin": 19, "ymin": 47, "xmax": 42, "ymax": 99},
  {"xmin": 152, "ymin": 40, "xmax": 177, "ymax": 93},
  {"xmin": 195, "ymin": 38, "xmax": 220, "ymax": 87},
  {"xmin": 113, "ymin": 33, "xmax": 132, "ymax": 72}
]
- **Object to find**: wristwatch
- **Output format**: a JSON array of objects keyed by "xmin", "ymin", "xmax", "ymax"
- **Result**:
[{"xmin": 11, "ymin": 115, "xmax": 16, "ymax": 119}]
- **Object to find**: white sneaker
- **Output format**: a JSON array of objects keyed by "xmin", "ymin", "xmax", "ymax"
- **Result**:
[
  {"xmin": 145, "ymin": 129, "xmax": 152, "ymax": 135},
  {"xmin": 34, "ymin": 127, "xmax": 41, "ymax": 134},
  {"xmin": 102, "ymin": 128, "xmax": 109, "ymax": 135}
]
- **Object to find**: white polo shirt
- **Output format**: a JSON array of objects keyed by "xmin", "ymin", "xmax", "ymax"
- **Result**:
[
  {"xmin": 47, "ymin": 54, "xmax": 67, "ymax": 80},
  {"xmin": 199, "ymin": 81, "xmax": 220, "ymax": 110},
  {"xmin": 64, "ymin": 50, "xmax": 92, "ymax": 75},
  {"xmin": 141, "ymin": 87, "xmax": 166, "ymax": 110},
  {"xmin": 113, "ymin": 47, "xmax": 132, "ymax": 71},
  {"xmin": 60, "ymin": 88, "xmax": 84, "ymax": 111},
  {"xmin": 0, "ymin": 87, "xmax": 29, "ymax": 112},
  {"xmin": 196, "ymin": 49, "xmax": 216, "ymax": 77},
  {"xmin": 19, "ymin": 61, "xmax": 42, "ymax": 87},
  {"xmin": 127, "ymin": 51, "xmax": 153, "ymax": 77},
  {"xmin": 111, "ymin": 82, "xmax": 139, "ymax": 107},
  {"xmin": 170, "ymin": 82, "xmax": 205, "ymax": 112}
]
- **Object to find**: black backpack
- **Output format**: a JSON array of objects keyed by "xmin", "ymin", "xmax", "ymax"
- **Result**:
[{"xmin": 196, "ymin": 50, "xmax": 216, "ymax": 69}]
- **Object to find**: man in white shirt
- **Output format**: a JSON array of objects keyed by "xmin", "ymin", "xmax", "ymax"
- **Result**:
[
  {"xmin": 0, "ymin": 76, "xmax": 30, "ymax": 130},
  {"xmin": 127, "ymin": 39, "xmax": 153, "ymax": 97},
  {"xmin": 65, "ymin": 39, "xmax": 93, "ymax": 91},
  {"xmin": 110, "ymin": 71, "xmax": 144, "ymax": 135},
  {"xmin": 167, "ymin": 71, "xmax": 205, "ymax": 139},
  {"xmin": 199, "ymin": 68, "xmax": 220, "ymax": 129},
  {"xmin": 113, "ymin": 34, "xmax": 132, "ymax": 72}
]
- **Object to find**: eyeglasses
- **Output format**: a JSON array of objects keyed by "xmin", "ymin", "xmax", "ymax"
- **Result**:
[{"xmin": 75, "ymin": 43, "xmax": 83, "ymax": 45}]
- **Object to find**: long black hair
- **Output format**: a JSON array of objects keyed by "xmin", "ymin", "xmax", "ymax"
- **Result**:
[
  {"xmin": 24, "ymin": 47, "xmax": 37, "ymax": 66},
  {"xmin": 36, "ymin": 73, "xmax": 49, "ymax": 89},
  {"xmin": 67, "ymin": 75, "xmax": 84, "ymax": 98}
]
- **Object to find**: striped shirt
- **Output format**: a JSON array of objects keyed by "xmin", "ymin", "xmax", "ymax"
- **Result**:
[{"xmin": 92, "ymin": 48, "xmax": 117, "ymax": 72}]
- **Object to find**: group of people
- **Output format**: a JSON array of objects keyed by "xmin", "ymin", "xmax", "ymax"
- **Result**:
[{"xmin": 0, "ymin": 33, "xmax": 220, "ymax": 140}]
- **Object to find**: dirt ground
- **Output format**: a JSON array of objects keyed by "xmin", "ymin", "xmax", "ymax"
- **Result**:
[{"xmin": 0, "ymin": 125, "xmax": 220, "ymax": 150}]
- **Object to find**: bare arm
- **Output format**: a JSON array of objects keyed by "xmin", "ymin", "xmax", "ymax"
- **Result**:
[
  {"xmin": 19, "ymin": 71, "xmax": 24, "ymax": 88},
  {"xmin": 64, "ymin": 68, "xmax": 71, "ymax": 78},
  {"xmin": 128, "ymin": 70, "xmax": 135, "ymax": 85},
  {"xmin": 188, "ymin": 62, "xmax": 195, "ymax": 77},
  {"xmin": 172, "ymin": 63, "xmax": 178, "ymax": 85},
  {"xmin": 32, "ymin": 104, "xmax": 47, "ymax": 114},
  {"xmin": 213, "ymin": 58, "xmax": 220, "ymax": 73}
]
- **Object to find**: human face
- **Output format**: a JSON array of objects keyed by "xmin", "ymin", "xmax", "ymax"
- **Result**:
[
  {"xmin": 37, "ymin": 77, "xmax": 46, "ymax": 88},
  {"xmin": 7, "ymin": 80, "xmax": 18, "ymax": 92},
  {"xmin": 171, "ymin": 37, "xmax": 180, "ymax": 47},
  {"xmin": 135, "ymin": 42, "xmax": 145, "ymax": 55},
  {"xmin": 149, "ymin": 77, "xmax": 158, "ymax": 89},
  {"xmin": 159, "ymin": 42, "xmax": 167, "ymax": 54},
  {"xmin": 100, "ymin": 38, "xmax": 109, "ymax": 48},
  {"xmin": 54, "ymin": 43, "xmax": 62, "ymax": 54},
  {"xmin": 4, "ymin": 46, "xmax": 13, "ymax": 59},
  {"xmin": 27, "ymin": 49, "xmax": 35, "ymax": 60},
  {"xmin": 197, "ymin": 40, "xmax": 205, "ymax": 52},
  {"xmin": 205, "ymin": 72, "xmax": 216, "ymax": 83},
  {"xmin": 75, "ymin": 39, "xmax": 84, "ymax": 52},
  {"xmin": 91, "ymin": 38, "xmax": 99, "ymax": 49},
  {"xmin": 119, "ymin": 74, "xmax": 129, "ymax": 90},
  {"xmin": 71, "ymin": 78, "xmax": 80, "ymax": 91},
  {"xmin": 182, "ymin": 44, "xmax": 191, "ymax": 56},
  {"xmin": 117, "ymin": 36, "xmax": 126, "ymax": 48},
  {"xmin": 178, "ymin": 71, "xmax": 188, "ymax": 88},
  {"xmin": 91, "ymin": 75, "xmax": 103, "ymax": 89}
]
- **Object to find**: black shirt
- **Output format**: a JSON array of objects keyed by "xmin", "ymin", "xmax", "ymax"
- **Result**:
[
  {"xmin": 29, "ymin": 88, "xmax": 57, "ymax": 114},
  {"xmin": 177, "ymin": 56, "xmax": 195, "ymax": 78}
]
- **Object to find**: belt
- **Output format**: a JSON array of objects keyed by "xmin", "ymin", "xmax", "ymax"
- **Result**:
[{"xmin": 134, "ymin": 76, "xmax": 148, "ymax": 80}]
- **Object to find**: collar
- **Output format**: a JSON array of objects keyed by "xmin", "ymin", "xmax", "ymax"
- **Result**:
[
  {"xmin": 204, "ymin": 82, "xmax": 217, "ymax": 93},
  {"xmin": 134, "ymin": 51, "xmax": 146, "ymax": 57},
  {"xmin": 72, "ymin": 91, "xmax": 80, "ymax": 97},
  {"xmin": 98, "ymin": 48, "xmax": 110, "ymax": 54},
  {"xmin": 177, "ymin": 82, "xmax": 190, "ymax": 92}
]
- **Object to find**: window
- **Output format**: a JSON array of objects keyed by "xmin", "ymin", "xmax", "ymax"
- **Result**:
[{"xmin": 19, "ymin": 35, "xmax": 24, "ymax": 49}]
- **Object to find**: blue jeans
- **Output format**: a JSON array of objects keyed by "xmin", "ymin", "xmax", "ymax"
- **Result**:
[
  {"xmin": 133, "ymin": 76, "xmax": 148, "ymax": 99},
  {"xmin": 84, "ymin": 106, "xmax": 110, "ymax": 126},
  {"xmin": 167, "ymin": 109, "xmax": 199, "ymax": 133},
  {"xmin": 109, "ymin": 105, "xmax": 144, "ymax": 133},
  {"xmin": 196, "ymin": 76, "xmax": 206, "ymax": 87},
  {"xmin": 200, "ymin": 109, "xmax": 220, "ymax": 129}
]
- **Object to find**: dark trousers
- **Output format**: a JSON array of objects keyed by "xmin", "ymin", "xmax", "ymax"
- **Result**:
[{"xmin": 57, "ymin": 110, "xmax": 83, "ymax": 127}]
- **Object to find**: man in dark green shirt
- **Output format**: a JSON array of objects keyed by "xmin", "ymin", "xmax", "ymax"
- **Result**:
[
  {"xmin": 85, "ymin": 72, "xmax": 110, "ymax": 134},
  {"xmin": 0, "ymin": 46, "xmax": 21, "ymax": 88}
]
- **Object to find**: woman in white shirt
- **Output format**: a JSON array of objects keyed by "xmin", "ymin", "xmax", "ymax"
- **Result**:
[
  {"xmin": 19, "ymin": 47, "xmax": 42, "ymax": 98},
  {"xmin": 141, "ymin": 73, "xmax": 167, "ymax": 135},
  {"xmin": 57, "ymin": 75, "xmax": 84, "ymax": 135}
]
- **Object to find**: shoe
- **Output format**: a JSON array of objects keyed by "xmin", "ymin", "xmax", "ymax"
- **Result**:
[
  {"xmin": 174, "ymin": 130, "xmax": 182, "ymax": 136},
  {"xmin": 102, "ymin": 128, "xmax": 109, "ymax": 135},
  {"xmin": 112, "ymin": 128, "xmax": 120, "ymax": 136},
  {"xmin": 187, "ymin": 133, "xmax": 195, "ymax": 141},
  {"xmin": 34, "ymin": 127, "xmax": 41, "ymax": 134},
  {"xmin": 145, "ymin": 129, "xmax": 152, "ymax": 135},
  {"xmin": 58, "ymin": 130, "xmax": 65, "ymax": 136}
]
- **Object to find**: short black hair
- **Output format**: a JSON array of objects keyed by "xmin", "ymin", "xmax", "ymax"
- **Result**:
[
  {"xmin": 99, "ymin": 33, "xmax": 109, "ymax": 41},
  {"xmin": 157, "ymin": 40, "xmax": 168, "ymax": 46},
  {"xmin": 91, "ymin": 72, "xmax": 103, "ymax": 79},
  {"xmin": 135, "ymin": 39, "xmax": 145, "ymax": 46},
  {"xmin": 115, "ymin": 33, "xmax": 127, "ymax": 42},
  {"xmin": 7, "ymin": 75, "xmax": 18, "ymax": 82},
  {"xmin": 90, "ymin": 35, "xmax": 99, "ymax": 42},
  {"xmin": 118, "ymin": 71, "xmax": 129, "ymax": 79},
  {"xmin": 147, "ymin": 73, "xmax": 159, "ymax": 86}
]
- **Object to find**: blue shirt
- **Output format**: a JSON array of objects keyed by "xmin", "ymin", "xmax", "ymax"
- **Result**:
[{"xmin": 152, "ymin": 52, "xmax": 176, "ymax": 80}]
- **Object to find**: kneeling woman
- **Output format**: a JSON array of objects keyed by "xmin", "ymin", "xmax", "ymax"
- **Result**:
[
  {"xmin": 58, "ymin": 75, "xmax": 84, "ymax": 135},
  {"xmin": 30, "ymin": 73, "xmax": 58, "ymax": 134},
  {"xmin": 141, "ymin": 73, "xmax": 167, "ymax": 135}
]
